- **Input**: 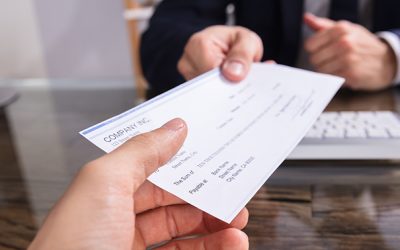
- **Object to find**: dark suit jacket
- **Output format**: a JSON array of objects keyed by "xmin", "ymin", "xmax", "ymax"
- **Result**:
[{"xmin": 141, "ymin": 0, "xmax": 400, "ymax": 97}]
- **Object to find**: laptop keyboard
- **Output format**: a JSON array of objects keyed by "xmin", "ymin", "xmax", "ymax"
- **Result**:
[{"xmin": 305, "ymin": 111, "xmax": 400, "ymax": 139}]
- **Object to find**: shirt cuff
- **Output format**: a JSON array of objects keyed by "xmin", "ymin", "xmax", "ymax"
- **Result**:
[{"xmin": 377, "ymin": 31, "xmax": 400, "ymax": 86}]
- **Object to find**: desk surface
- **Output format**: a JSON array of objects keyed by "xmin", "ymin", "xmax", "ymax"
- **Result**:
[{"xmin": 1, "ymin": 79, "xmax": 400, "ymax": 250}]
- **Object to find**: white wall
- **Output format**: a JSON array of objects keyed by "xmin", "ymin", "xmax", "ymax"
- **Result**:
[
  {"xmin": 0, "ymin": 0, "xmax": 47, "ymax": 78},
  {"xmin": 0, "ymin": 0, "xmax": 133, "ymax": 78}
]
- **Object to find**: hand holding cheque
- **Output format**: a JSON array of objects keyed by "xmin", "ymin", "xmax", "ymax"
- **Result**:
[
  {"xmin": 30, "ymin": 118, "xmax": 249, "ymax": 249},
  {"xmin": 30, "ymin": 64, "xmax": 343, "ymax": 249},
  {"xmin": 81, "ymin": 64, "xmax": 343, "ymax": 222}
]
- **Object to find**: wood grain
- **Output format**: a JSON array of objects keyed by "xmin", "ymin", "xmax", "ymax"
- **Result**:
[{"xmin": 1, "ymin": 86, "xmax": 400, "ymax": 249}]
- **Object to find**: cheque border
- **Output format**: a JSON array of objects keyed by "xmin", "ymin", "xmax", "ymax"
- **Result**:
[{"xmin": 80, "ymin": 68, "xmax": 220, "ymax": 136}]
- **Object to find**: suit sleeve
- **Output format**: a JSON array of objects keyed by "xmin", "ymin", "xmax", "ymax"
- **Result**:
[{"xmin": 140, "ymin": 0, "xmax": 231, "ymax": 97}]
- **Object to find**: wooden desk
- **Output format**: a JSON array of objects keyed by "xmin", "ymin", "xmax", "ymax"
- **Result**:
[{"xmin": 1, "ymin": 80, "xmax": 400, "ymax": 249}]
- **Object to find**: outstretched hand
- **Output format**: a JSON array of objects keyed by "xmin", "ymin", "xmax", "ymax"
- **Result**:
[{"xmin": 178, "ymin": 25, "xmax": 264, "ymax": 83}]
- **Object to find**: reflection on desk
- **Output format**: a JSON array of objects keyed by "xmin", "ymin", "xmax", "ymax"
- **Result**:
[{"xmin": 1, "ymin": 81, "xmax": 400, "ymax": 249}]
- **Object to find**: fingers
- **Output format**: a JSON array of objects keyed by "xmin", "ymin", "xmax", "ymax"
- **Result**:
[
  {"xmin": 303, "ymin": 13, "xmax": 335, "ymax": 32},
  {"xmin": 309, "ymin": 40, "xmax": 349, "ymax": 69},
  {"xmin": 264, "ymin": 60, "xmax": 276, "ymax": 64},
  {"xmin": 305, "ymin": 19, "xmax": 359, "ymax": 76},
  {"xmin": 304, "ymin": 16, "xmax": 363, "ymax": 83},
  {"xmin": 178, "ymin": 32, "xmax": 226, "ymax": 80},
  {"xmin": 305, "ymin": 13, "xmax": 394, "ymax": 91},
  {"xmin": 90, "ymin": 118, "xmax": 188, "ymax": 192},
  {"xmin": 155, "ymin": 228, "xmax": 249, "ymax": 250},
  {"xmin": 178, "ymin": 25, "xmax": 263, "ymax": 82},
  {"xmin": 312, "ymin": 45, "xmax": 354, "ymax": 76},
  {"xmin": 134, "ymin": 204, "xmax": 248, "ymax": 247},
  {"xmin": 315, "ymin": 57, "xmax": 344, "ymax": 75},
  {"xmin": 222, "ymin": 28, "xmax": 263, "ymax": 82},
  {"xmin": 134, "ymin": 180, "xmax": 185, "ymax": 213},
  {"xmin": 305, "ymin": 20, "xmax": 351, "ymax": 53}
]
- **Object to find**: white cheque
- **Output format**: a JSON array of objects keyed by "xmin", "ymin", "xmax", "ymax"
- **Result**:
[{"xmin": 80, "ymin": 64, "xmax": 343, "ymax": 223}]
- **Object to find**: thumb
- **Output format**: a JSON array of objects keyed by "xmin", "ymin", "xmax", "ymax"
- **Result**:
[
  {"xmin": 304, "ymin": 13, "xmax": 335, "ymax": 32},
  {"xmin": 222, "ymin": 28, "xmax": 263, "ymax": 82},
  {"xmin": 102, "ymin": 118, "xmax": 188, "ymax": 189}
]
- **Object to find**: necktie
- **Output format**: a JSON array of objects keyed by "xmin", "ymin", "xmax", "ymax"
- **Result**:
[{"xmin": 329, "ymin": 0, "xmax": 359, "ymax": 23}]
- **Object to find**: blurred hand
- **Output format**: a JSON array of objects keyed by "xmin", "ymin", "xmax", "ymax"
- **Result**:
[
  {"xmin": 178, "ymin": 25, "xmax": 263, "ymax": 82},
  {"xmin": 304, "ymin": 13, "xmax": 397, "ymax": 91},
  {"xmin": 29, "ymin": 118, "xmax": 249, "ymax": 250}
]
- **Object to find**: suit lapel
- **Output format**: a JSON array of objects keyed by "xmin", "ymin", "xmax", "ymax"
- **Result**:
[{"xmin": 372, "ymin": 0, "xmax": 400, "ymax": 32}]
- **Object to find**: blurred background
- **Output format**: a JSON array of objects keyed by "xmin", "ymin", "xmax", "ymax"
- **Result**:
[
  {"xmin": 0, "ymin": 0, "xmax": 161, "ymax": 239},
  {"xmin": 0, "ymin": 0, "xmax": 161, "ymax": 96}
]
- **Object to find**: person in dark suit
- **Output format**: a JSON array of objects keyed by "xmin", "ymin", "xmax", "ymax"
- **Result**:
[{"xmin": 141, "ymin": 0, "xmax": 400, "ymax": 98}]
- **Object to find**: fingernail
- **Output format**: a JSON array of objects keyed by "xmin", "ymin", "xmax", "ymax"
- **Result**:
[
  {"xmin": 223, "ymin": 61, "xmax": 244, "ymax": 77},
  {"xmin": 305, "ymin": 12, "xmax": 315, "ymax": 18},
  {"xmin": 162, "ymin": 118, "xmax": 185, "ymax": 131},
  {"xmin": 264, "ymin": 60, "xmax": 276, "ymax": 64}
]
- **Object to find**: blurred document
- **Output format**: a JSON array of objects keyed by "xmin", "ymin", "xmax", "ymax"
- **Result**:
[{"xmin": 80, "ymin": 64, "xmax": 343, "ymax": 223}]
